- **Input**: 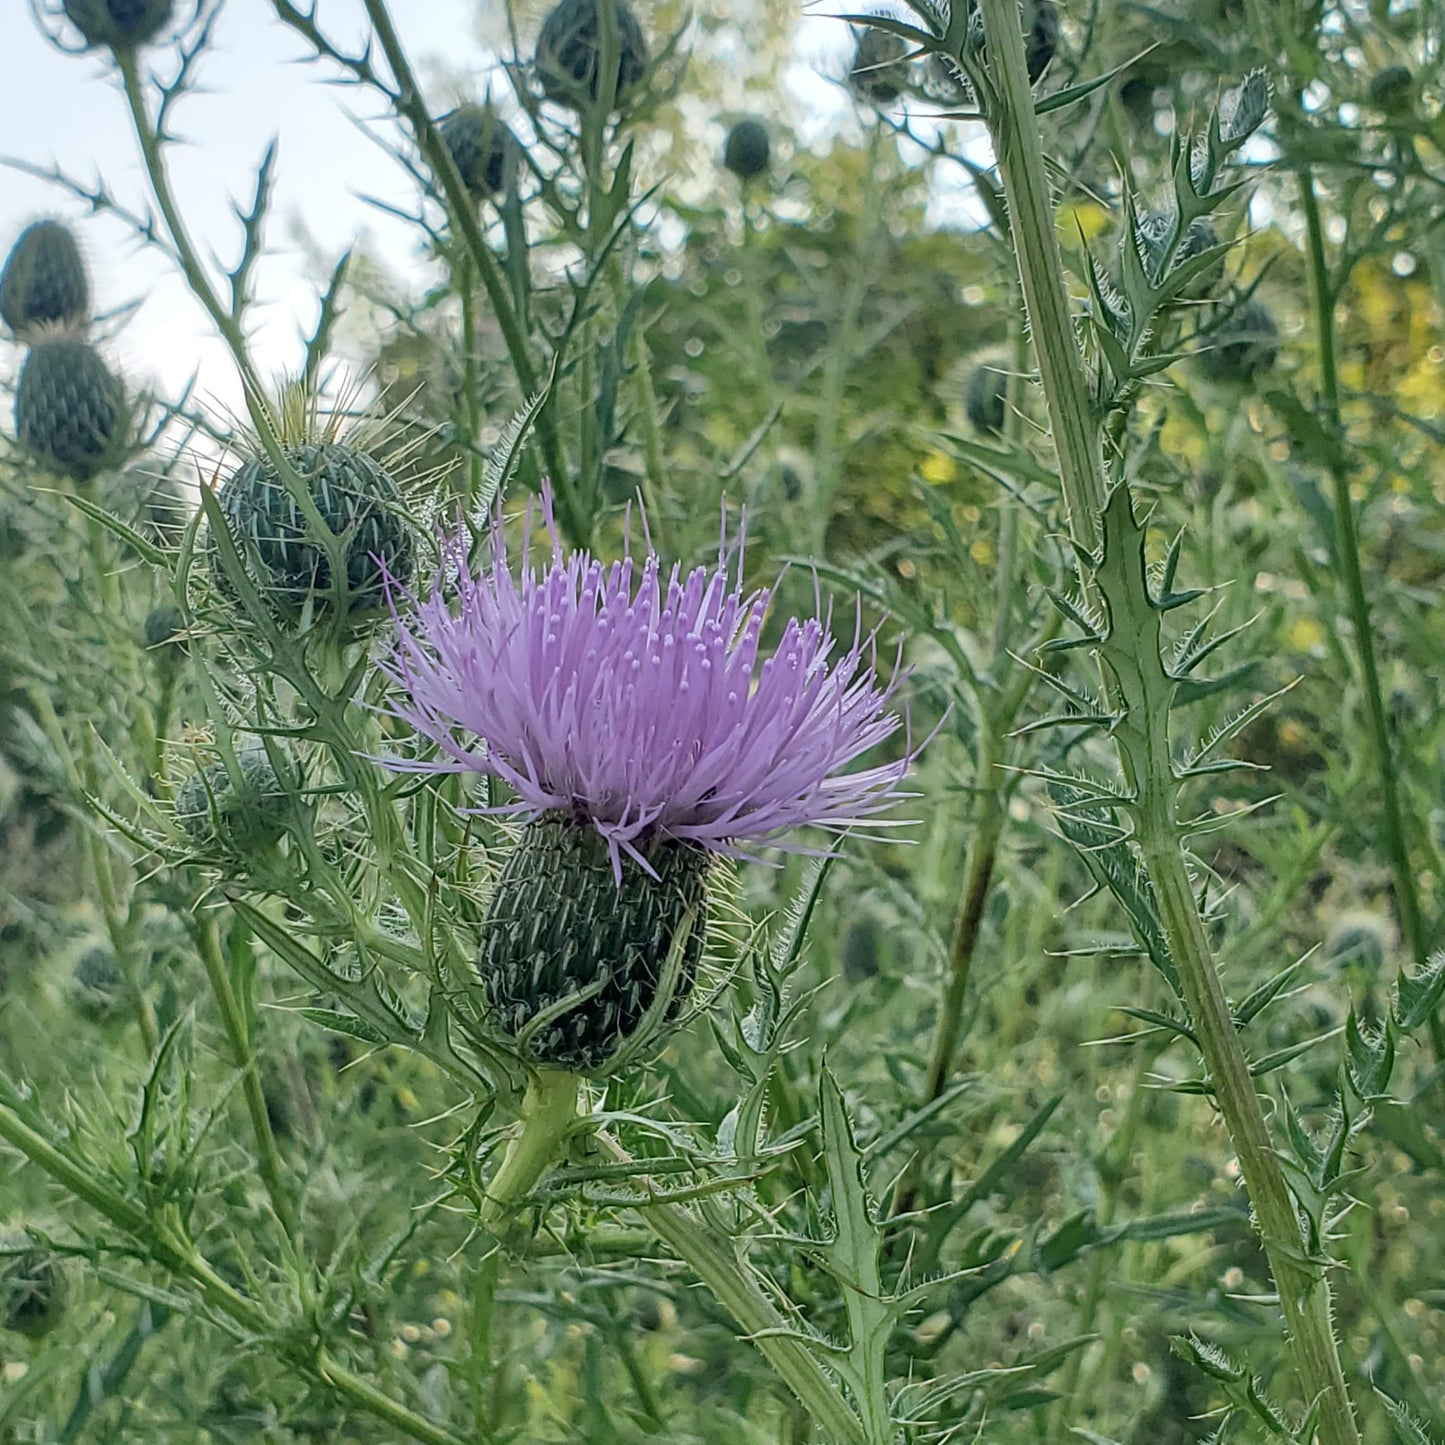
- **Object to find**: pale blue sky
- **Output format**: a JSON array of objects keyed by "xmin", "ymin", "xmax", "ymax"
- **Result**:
[
  {"xmin": 0, "ymin": 2, "xmax": 975, "ymax": 422},
  {"xmin": 0, "ymin": 1, "xmax": 494, "ymax": 412}
]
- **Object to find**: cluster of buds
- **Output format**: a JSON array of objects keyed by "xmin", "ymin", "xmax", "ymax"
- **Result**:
[{"xmin": 2, "ymin": 221, "xmax": 128, "ymax": 483}]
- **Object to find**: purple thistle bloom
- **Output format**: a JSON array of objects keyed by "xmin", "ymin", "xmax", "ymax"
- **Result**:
[{"xmin": 383, "ymin": 493, "xmax": 915, "ymax": 878}]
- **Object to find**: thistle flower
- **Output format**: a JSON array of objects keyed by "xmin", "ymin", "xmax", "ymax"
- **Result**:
[{"xmin": 385, "ymin": 494, "xmax": 915, "ymax": 1072}]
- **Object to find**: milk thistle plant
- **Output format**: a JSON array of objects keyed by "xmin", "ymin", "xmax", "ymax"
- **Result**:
[{"xmin": 4, "ymin": 1, "xmax": 1445, "ymax": 1443}]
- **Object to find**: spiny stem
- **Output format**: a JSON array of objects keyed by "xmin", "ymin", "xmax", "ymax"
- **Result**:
[
  {"xmin": 976, "ymin": 1, "xmax": 1361, "ymax": 1438},
  {"xmin": 974, "ymin": 1, "xmax": 1105, "ymax": 553},
  {"xmin": 1299, "ymin": 172, "xmax": 1429, "ymax": 975}
]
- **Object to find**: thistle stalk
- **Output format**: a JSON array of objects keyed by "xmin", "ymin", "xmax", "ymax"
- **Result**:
[
  {"xmin": 476, "ymin": 1068, "xmax": 580, "ymax": 1233},
  {"xmin": 1298, "ymin": 173, "xmax": 1429, "ymax": 977},
  {"xmin": 976, "ymin": 0, "xmax": 1360, "ymax": 1438}
]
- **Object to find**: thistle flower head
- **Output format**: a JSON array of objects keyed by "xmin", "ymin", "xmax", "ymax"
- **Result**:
[
  {"xmin": 385, "ymin": 493, "xmax": 915, "ymax": 877},
  {"xmin": 386, "ymin": 492, "xmax": 915, "ymax": 1073}
]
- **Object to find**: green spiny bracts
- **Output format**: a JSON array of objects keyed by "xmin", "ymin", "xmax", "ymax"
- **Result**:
[
  {"xmin": 209, "ymin": 441, "xmax": 416, "ymax": 628},
  {"xmin": 70, "ymin": 945, "xmax": 123, "ymax": 1018},
  {"xmin": 0, "ymin": 1237, "xmax": 67, "ymax": 1338},
  {"xmin": 1134, "ymin": 212, "xmax": 1222, "ymax": 293},
  {"xmin": 0, "ymin": 222, "xmax": 89, "ymax": 338},
  {"xmin": 849, "ymin": 25, "xmax": 910, "ymax": 105},
  {"xmin": 174, "ymin": 740, "xmax": 290, "ymax": 854},
  {"xmin": 438, "ymin": 105, "xmax": 515, "ymax": 198},
  {"xmin": 480, "ymin": 818, "xmax": 710, "ymax": 1072},
  {"xmin": 965, "ymin": 362, "xmax": 1008, "ymax": 436},
  {"xmin": 15, "ymin": 336, "xmax": 126, "ymax": 483},
  {"xmin": 62, "ymin": 0, "xmax": 172, "ymax": 51},
  {"xmin": 535, "ymin": 0, "xmax": 649, "ymax": 109},
  {"xmin": 1197, "ymin": 298, "xmax": 1279, "ymax": 383},
  {"xmin": 723, "ymin": 118, "xmax": 771, "ymax": 181}
]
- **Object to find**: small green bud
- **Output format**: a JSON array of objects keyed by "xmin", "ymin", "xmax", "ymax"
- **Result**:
[
  {"xmin": 535, "ymin": 0, "xmax": 649, "ymax": 110},
  {"xmin": 438, "ymin": 105, "xmax": 516, "ymax": 198},
  {"xmin": 965, "ymin": 362, "xmax": 1008, "ymax": 436},
  {"xmin": 1325, "ymin": 912, "xmax": 1390, "ymax": 976},
  {"xmin": 1, "ymin": 1236, "xmax": 67, "ymax": 1338},
  {"xmin": 1219, "ymin": 70, "xmax": 1270, "ymax": 145},
  {"xmin": 1368, "ymin": 66, "xmax": 1413, "ymax": 113},
  {"xmin": 1196, "ymin": 298, "xmax": 1279, "ymax": 384},
  {"xmin": 143, "ymin": 603, "xmax": 188, "ymax": 656},
  {"xmin": 62, "ymin": 0, "xmax": 173, "ymax": 51},
  {"xmin": 15, "ymin": 335, "xmax": 126, "ymax": 483},
  {"xmin": 723, "ymin": 117, "xmax": 771, "ymax": 181},
  {"xmin": 209, "ymin": 441, "xmax": 416, "ymax": 629},
  {"xmin": 174, "ymin": 740, "xmax": 291, "ymax": 855},
  {"xmin": 70, "ymin": 945, "xmax": 124, "ymax": 1018},
  {"xmin": 481, "ymin": 818, "xmax": 710, "ymax": 1073},
  {"xmin": 849, "ymin": 25, "xmax": 910, "ymax": 105},
  {"xmin": 0, "ymin": 222, "xmax": 89, "ymax": 338}
]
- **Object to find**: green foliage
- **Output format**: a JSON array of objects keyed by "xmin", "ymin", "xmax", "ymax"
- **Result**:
[{"xmin": 3, "ymin": 0, "xmax": 1445, "ymax": 1442}]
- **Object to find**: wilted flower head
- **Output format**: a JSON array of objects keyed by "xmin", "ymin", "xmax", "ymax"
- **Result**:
[
  {"xmin": 387, "ymin": 492, "xmax": 914, "ymax": 872},
  {"xmin": 384, "ymin": 491, "xmax": 917, "ymax": 1074}
]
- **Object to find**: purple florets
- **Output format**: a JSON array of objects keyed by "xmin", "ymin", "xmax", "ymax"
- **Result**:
[{"xmin": 384, "ymin": 493, "xmax": 915, "ymax": 875}]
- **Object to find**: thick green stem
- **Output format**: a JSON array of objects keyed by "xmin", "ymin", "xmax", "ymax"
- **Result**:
[
  {"xmin": 976, "ymin": 2, "xmax": 1361, "ymax": 1439},
  {"xmin": 1299, "ymin": 174, "xmax": 1428, "ymax": 973},
  {"xmin": 1138, "ymin": 827, "xmax": 1359, "ymax": 1445},
  {"xmin": 194, "ymin": 915, "xmax": 297, "ymax": 1238},
  {"xmin": 478, "ymin": 1069, "xmax": 580, "ymax": 1232}
]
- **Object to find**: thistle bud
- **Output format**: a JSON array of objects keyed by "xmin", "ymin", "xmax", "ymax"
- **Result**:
[
  {"xmin": 438, "ymin": 105, "xmax": 516, "ymax": 198},
  {"xmin": 965, "ymin": 362, "xmax": 1008, "ymax": 436},
  {"xmin": 15, "ymin": 335, "xmax": 126, "ymax": 483},
  {"xmin": 1325, "ymin": 912, "xmax": 1390, "ymax": 976},
  {"xmin": 1197, "ymin": 298, "xmax": 1278, "ymax": 384},
  {"xmin": 70, "ymin": 945, "xmax": 123, "ymax": 1018},
  {"xmin": 1, "ymin": 1236, "xmax": 67, "ymax": 1338},
  {"xmin": 535, "ymin": 0, "xmax": 649, "ymax": 110},
  {"xmin": 481, "ymin": 819, "xmax": 710, "ymax": 1072},
  {"xmin": 63, "ymin": 0, "xmax": 173, "ymax": 51},
  {"xmin": 208, "ymin": 441, "xmax": 416, "ymax": 629},
  {"xmin": 1368, "ymin": 66, "xmax": 1413, "ymax": 114},
  {"xmin": 143, "ymin": 603, "xmax": 188, "ymax": 657},
  {"xmin": 723, "ymin": 117, "xmax": 771, "ymax": 181},
  {"xmin": 0, "ymin": 222, "xmax": 89, "ymax": 339},
  {"xmin": 849, "ymin": 25, "xmax": 910, "ymax": 106},
  {"xmin": 174, "ymin": 740, "xmax": 291, "ymax": 855}
]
